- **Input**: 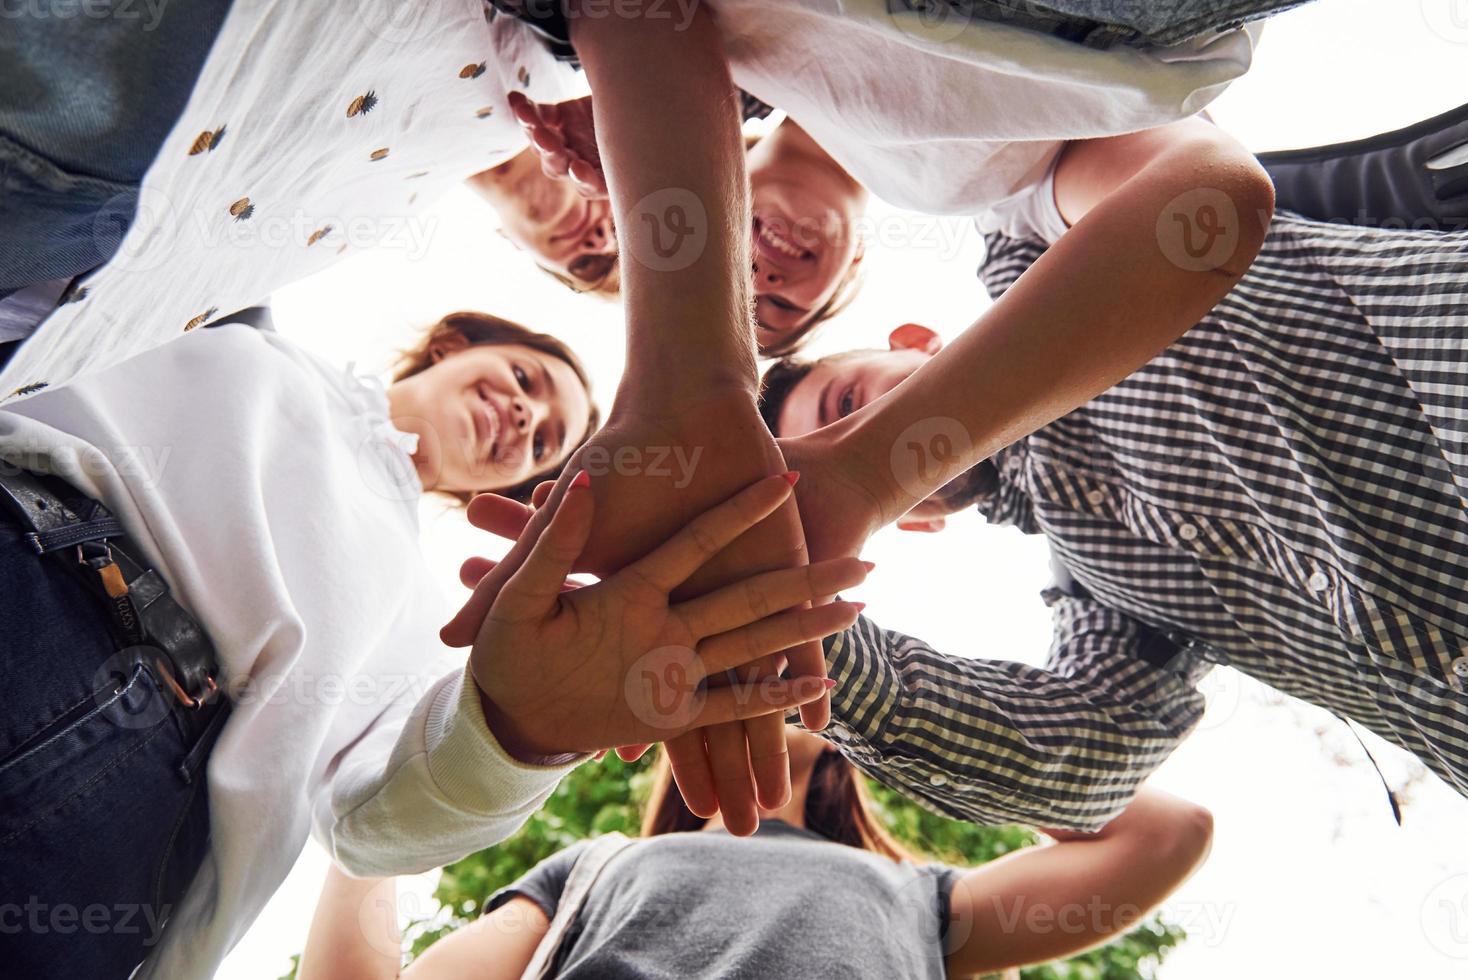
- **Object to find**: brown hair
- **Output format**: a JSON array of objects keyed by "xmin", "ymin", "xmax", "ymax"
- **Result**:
[
  {"xmin": 392, "ymin": 311, "xmax": 600, "ymax": 505},
  {"xmin": 640, "ymin": 746, "xmax": 914, "ymax": 864}
]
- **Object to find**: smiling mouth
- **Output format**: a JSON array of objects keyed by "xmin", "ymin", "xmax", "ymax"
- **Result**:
[
  {"xmin": 472, "ymin": 382, "xmax": 503, "ymax": 464},
  {"xmin": 753, "ymin": 215, "xmax": 815, "ymax": 262}
]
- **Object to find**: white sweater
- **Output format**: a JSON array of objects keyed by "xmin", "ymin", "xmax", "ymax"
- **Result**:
[{"xmin": 0, "ymin": 325, "xmax": 582, "ymax": 979}]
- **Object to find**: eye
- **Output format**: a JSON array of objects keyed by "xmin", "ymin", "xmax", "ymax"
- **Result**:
[
  {"xmin": 569, "ymin": 252, "xmax": 615, "ymax": 285},
  {"xmin": 837, "ymin": 385, "xmax": 857, "ymax": 418},
  {"xmin": 513, "ymin": 365, "xmax": 531, "ymax": 392}
]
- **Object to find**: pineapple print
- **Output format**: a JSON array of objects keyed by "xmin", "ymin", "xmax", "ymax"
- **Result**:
[
  {"xmin": 188, "ymin": 125, "xmax": 227, "ymax": 155},
  {"xmin": 59, "ymin": 283, "xmax": 88, "ymax": 305},
  {"xmin": 9, "ymin": 382, "xmax": 49, "ymax": 398},
  {"xmin": 347, "ymin": 91, "xmax": 378, "ymax": 118},
  {"xmin": 369, "ymin": 147, "xmax": 390, "ymax": 162},
  {"xmin": 516, "ymin": 66, "xmax": 530, "ymax": 87},
  {"xmin": 459, "ymin": 62, "xmax": 486, "ymax": 79},
  {"xmin": 307, "ymin": 225, "xmax": 333, "ymax": 246},
  {"xmin": 475, "ymin": 106, "xmax": 495, "ymax": 119},
  {"xmin": 406, "ymin": 171, "xmax": 429, "ymax": 180},
  {"xmin": 228, "ymin": 197, "xmax": 254, "ymax": 221},
  {"xmin": 184, "ymin": 307, "xmax": 219, "ymax": 332}
]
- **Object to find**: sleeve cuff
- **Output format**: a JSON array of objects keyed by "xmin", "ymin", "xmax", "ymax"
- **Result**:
[{"xmin": 424, "ymin": 666, "xmax": 587, "ymax": 814}]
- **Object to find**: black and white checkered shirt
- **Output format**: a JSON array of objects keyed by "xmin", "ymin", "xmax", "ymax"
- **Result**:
[{"xmin": 823, "ymin": 213, "xmax": 1468, "ymax": 831}]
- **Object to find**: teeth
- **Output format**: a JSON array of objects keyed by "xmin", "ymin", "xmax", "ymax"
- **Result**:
[{"xmin": 758, "ymin": 220, "xmax": 806, "ymax": 259}]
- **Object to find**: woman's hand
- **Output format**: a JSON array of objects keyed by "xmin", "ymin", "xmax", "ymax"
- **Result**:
[
  {"xmin": 509, "ymin": 92, "xmax": 607, "ymax": 199},
  {"xmin": 464, "ymin": 472, "xmax": 866, "ymax": 761}
]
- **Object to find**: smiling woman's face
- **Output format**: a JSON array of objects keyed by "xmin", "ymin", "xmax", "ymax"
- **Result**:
[{"xmin": 389, "ymin": 341, "xmax": 593, "ymax": 494}]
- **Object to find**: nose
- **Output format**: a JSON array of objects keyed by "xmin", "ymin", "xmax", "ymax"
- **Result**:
[
  {"xmin": 582, "ymin": 214, "xmax": 613, "ymax": 252},
  {"xmin": 509, "ymin": 393, "xmax": 547, "ymax": 435},
  {"xmin": 751, "ymin": 260, "xmax": 784, "ymax": 288}
]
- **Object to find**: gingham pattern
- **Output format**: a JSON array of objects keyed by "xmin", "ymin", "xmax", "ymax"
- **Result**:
[{"xmin": 823, "ymin": 212, "xmax": 1468, "ymax": 831}]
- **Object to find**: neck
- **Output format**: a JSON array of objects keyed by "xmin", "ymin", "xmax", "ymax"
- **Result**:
[
  {"xmin": 384, "ymin": 383, "xmax": 434, "ymax": 490},
  {"xmin": 702, "ymin": 768, "xmax": 813, "ymax": 833}
]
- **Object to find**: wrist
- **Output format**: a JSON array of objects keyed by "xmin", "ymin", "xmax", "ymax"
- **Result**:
[{"xmin": 474, "ymin": 684, "xmax": 577, "ymax": 766}]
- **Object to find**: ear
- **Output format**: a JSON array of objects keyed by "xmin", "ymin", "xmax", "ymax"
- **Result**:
[
  {"xmin": 428, "ymin": 328, "xmax": 470, "ymax": 364},
  {"xmin": 888, "ymin": 323, "xmax": 942, "ymax": 355}
]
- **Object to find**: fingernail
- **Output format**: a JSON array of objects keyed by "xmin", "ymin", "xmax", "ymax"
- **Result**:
[
  {"xmin": 850, "ymin": 601, "xmax": 866, "ymax": 613},
  {"xmin": 861, "ymin": 561, "xmax": 876, "ymax": 572},
  {"xmin": 822, "ymin": 678, "xmax": 838, "ymax": 690},
  {"xmin": 570, "ymin": 470, "xmax": 590, "ymax": 490},
  {"xmin": 781, "ymin": 470, "xmax": 800, "ymax": 487}
]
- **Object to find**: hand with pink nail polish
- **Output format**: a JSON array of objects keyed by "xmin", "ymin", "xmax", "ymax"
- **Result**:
[{"xmin": 461, "ymin": 472, "xmax": 867, "ymax": 764}]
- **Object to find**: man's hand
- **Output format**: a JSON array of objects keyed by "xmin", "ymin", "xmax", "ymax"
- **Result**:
[
  {"xmin": 464, "ymin": 472, "xmax": 866, "ymax": 760},
  {"xmin": 509, "ymin": 92, "xmax": 607, "ymax": 199}
]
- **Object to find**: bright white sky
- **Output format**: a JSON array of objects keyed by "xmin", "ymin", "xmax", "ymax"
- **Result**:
[{"xmin": 227, "ymin": 2, "xmax": 1468, "ymax": 977}]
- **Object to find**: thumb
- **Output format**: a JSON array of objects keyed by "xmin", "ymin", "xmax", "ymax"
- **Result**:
[{"xmin": 495, "ymin": 471, "xmax": 595, "ymax": 619}]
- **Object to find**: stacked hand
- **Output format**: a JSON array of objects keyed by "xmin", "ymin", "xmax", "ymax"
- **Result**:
[
  {"xmin": 452, "ymin": 471, "xmax": 868, "ymax": 761},
  {"xmin": 509, "ymin": 92, "xmax": 607, "ymax": 199}
]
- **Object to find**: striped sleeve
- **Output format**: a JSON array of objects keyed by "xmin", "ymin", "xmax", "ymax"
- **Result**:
[{"xmin": 821, "ymin": 602, "xmax": 1209, "ymax": 831}]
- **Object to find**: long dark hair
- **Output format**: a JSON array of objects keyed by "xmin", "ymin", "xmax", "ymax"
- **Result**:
[
  {"xmin": 392, "ymin": 311, "xmax": 600, "ymax": 504},
  {"xmin": 639, "ymin": 747, "xmax": 914, "ymax": 863}
]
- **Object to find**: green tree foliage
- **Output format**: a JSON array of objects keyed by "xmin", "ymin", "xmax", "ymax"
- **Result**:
[{"xmin": 281, "ymin": 755, "xmax": 1184, "ymax": 979}]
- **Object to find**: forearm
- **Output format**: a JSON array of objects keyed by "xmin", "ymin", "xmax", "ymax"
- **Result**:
[
  {"xmin": 948, "ymin": 788, "xmax": 1213, "ymax": 975},
  {"xmin": 298, "ymin": 868, "xmax": 401, "ymax": 980},
  {"xmin": 822, "ymin": 612, "xmax": 1204, "ymax": 831},
  {"xmin": 828, "ymin": 125, "xmax": 1274, "ymax": 525},
  {"xmin": 319, "ymin": 668, "xmax": 581, "ymax": 877},
  {"xmin": 570, "ymin": 0, "xmax": 755, "ymax": 399}
]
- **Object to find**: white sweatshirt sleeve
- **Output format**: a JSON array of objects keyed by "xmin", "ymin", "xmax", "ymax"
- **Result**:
[{"xmin": 316, "ymin": 665, "xmax": 586, "ymax": 877}]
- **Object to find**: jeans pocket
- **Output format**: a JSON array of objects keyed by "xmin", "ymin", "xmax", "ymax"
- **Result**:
[{"xmin": 0, "ymin": 660, "xmax": 176, "ymax": 841}]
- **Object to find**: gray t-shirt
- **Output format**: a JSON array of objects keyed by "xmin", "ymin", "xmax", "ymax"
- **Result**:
[{"xmin": 487, "ymin": 820, "xmax": 960, "ymax": 979}]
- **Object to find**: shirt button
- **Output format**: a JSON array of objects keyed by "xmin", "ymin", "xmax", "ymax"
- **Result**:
[
  {"xmin": 1307, "ymin": 570, "xmax": 1329, "ymax": 593},
  {"xmin": 1452, "ymin": 656, "xmax": 1468, "ymax": 679},
  {"xmin": 1085, "ymin": 489, "xmax": 1104, "ymax": 506},
  {"xmin": 928, "ymin": 773, "xmax": 949, "ymax": 787},
  {"xmin": 1178, "ymin": 523, "xmax": 1199, "ymax": 542}
]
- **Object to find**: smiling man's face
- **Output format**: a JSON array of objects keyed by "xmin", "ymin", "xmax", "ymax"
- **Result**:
[
  {"xmin": 467, "ymin": 150, "xmax": 620, "ymax": 292},
  {"xmin": 775, "ymin": 324, "xmax": 942, "ymax": 438}
]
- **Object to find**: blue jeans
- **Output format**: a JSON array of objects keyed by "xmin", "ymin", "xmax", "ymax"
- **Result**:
[
  {"xmin": 0, "ymin": 0, "xmax": 233, "ymax": 298},
  {"xmin": 914, "ymin": 1, "xmax": 1314, "ymax": 48},
  {"xmin": 0, "ymin": 519, "xmax": 215, "ymax": 978}
]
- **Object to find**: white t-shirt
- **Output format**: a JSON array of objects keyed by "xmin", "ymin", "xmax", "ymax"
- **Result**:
[
  {"xmin": 0, "ymin": 0, "xmax": 579, "ymax": 405},
  {"xmin": 0, "ymin": 325, "xmax": 582, "ymax": 979},
  {"xmin": 719, "ymin": 0, "xmax": 1262, "ymax": 216},
  {"xmin": 976, "ymin": 154, "xmax": 1072, "ymax": 244}
]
